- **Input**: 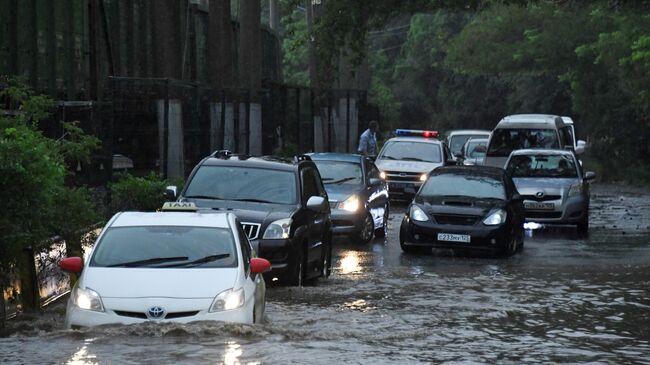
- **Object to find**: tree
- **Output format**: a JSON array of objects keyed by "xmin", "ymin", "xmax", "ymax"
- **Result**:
[
  {"xmin": 207, "ymin": 0, "xmax": 235, "ymax": 89},
  {"xmin": 151, "ymin": 0, "xmax": 181, "ymax": 78},
  {"xmin": 238, "ymin": 0, "xmax": 262, "ymax": 90}
]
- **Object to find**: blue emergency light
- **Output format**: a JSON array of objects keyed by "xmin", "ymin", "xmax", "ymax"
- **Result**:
[{"xmin": 395, "ymin": 129, "xmax": 439, "ymax": 138}]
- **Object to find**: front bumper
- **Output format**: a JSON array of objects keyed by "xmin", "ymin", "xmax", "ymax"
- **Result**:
[
  {"xmin": 387, "ymin": 181, "xmax": 422, "ymax": 197},
  {"xmin": 64, "ymin": 297, "xmax": 253, "ymax": 329},
  {"xmin": 330, "ymin": 208, "xmax": 366, "ymax": 235},
  {"xmin": 399, "ymin": 216, "xmax": 511, "ymax": 251},
  {"xmin": 523, "ymin": 194, "xmax": 589, "ymax": 224},
  {"xmin": 251, "ymin": 238, "xmax": 295, "ymax": 274}
]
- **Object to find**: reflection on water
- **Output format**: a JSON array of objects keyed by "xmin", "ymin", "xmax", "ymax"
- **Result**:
[
  {"xmin": 67, "ymin": 339, "xmax": 96, "ymax": 365},
  {"xmin": 339, "ymin": 250, "xmax": 361, "ymax": 274}
]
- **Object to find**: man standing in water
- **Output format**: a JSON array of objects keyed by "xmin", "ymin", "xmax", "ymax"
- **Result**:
[{"xmin": 357, "ymin": 120, "xmax": 378, "ymax": 157}]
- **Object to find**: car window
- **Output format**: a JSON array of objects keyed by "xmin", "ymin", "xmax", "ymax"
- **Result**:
[
  {"xmin": 487, "ymin": 128, "xmax": 560, "ymax": 157},
  {"xmin": 449, "ymin": 135, "xmax": 474, "ymax": 155},
  {"xmin": 90, "ymin": 226, "xmax": 238, "ymax": 268},
  {"xmin": 184, "ymin": 166, "xmax": 297, "ymax": 204},
  {"xmin": 377, "ymin": 141, "xmax": 442, "ymax": 163},
  {"xmin": 466, "ymin": 140, "xmax": 487, "ymax": 158},
  {"xmin": 314, "ymin": 161, "xmax": 363, "ymax": 185},
  {"xmin": 560, "ymin": 126, "xmax": 573, "ymax": 147},
  {"xmin": 506, "ymin": 154, "xmax": 578, "ymax": 178},
  {"xmin": 420, "ymin": 174, "xmax": 506, "ymax": 200},
  {"xmin": 301, "ymin": 167, "xmax": 323, "ymax": 201}
]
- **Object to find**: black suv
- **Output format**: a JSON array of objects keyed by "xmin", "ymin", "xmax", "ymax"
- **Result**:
[{"xmin": 166, "ymin": 151, "xmax": 332, "ymax": 286}]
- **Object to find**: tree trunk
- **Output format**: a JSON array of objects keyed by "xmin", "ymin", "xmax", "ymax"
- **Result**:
[
  {"xmin": 27, "ymin": 0, "xmax": 38, "ymax": 88},
  {"xmin": 207, "ymin": 0, "xmax": 235, "ymax": 89},
  {"xmin": 8, "ymin": 0, "xmax": 18, "ymax": 75},
  {"xmin": 0, "ymin": 285, "xmax": 5, "ymax": 331},
  {"xmin": 64, "ymin": 0, "xmax": 75, "ymax": 99},
  {"xmin": 136, "ymin": 0, "xmax": 149, "ymax": 77},
  {"xmin": 238, "ymin": 0, "xmax": 262, "ymax": 91},
  {"xmin": 125, "ymin": 0, "xmax": 134, "ymax": 76},
  {"xmin": 151, "ymin": 0, "xmax": 181, "ymax": 78},
  {"xmin": 307, "ymin": 0, "xmax": 321, "ymax": 91},
  {"xmin": 269, "ymin": 0, "xmax": 280, "ymax": 32},
  {"xmin": 18, "ymin": 247, "xmax": 39, "ymax": 312},
  {"xmin": 88, "ymin": 0, "xmax": 99, "ymax": 99}
]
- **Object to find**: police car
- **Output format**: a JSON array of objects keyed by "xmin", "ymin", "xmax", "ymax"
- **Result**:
[
  {"xmin": 59, "ymin": 202, "xmax": 270, "ymax": 328},
  {"xmin": 375, "ymin": 129, "xmax": 455, "ymax": 198}
]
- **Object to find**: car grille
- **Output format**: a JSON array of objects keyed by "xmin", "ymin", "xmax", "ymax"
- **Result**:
[
  {"xmin": 526, "ymin": 211, "xmax": 562, "ymax": 219},
  {"xmin": 384, "ymin": 170, "xmax": 421, "ymax": 183},
  {"xmin": 114, "ymin": 310, "xmax": 199, "ymax": 320},
  {"xmin": 241, "ymin": 222, "xmax": 261, "ymax": 240},
  {"xmin": 433, "ymin": 214, "xmax": 480, "ymax": 226},
  {"xmin": 522, "ymin": 194, "xmax": 561, "ymax": 202}
]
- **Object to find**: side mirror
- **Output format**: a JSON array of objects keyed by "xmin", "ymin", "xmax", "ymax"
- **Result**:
[
  {"xmin": 306, "ymin": 196, "xmax": 328, "ymax": 213},
  {"xmin": 59, "ymin": 257, "xmax": 84, "ymax": 274},
  {"xmin": 512, "ymin": 193, "xmax": 522, "ymax": 201},
  {"xmin": 584, "ymin": 171, "xmax": 596, "ymax": 181},
  {"xmin": 368, "ymin": 178, "xmax": 382, "ymax": 186},
  {"xmin": 165, "ymin": 186, "xmax": 178, "ymax": 201},
  {"xmin": 250, "ymin": 257, "xmax": 272, "ymax": 274},
  {"xmin": 575, "ymin": 140, "xmax": 586, "ymax": 155}
]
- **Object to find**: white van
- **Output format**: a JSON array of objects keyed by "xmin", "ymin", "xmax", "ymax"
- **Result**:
[
  {"xmin": 484, "ymin": 114, "xmax": 575, "ymax": 168},
  {"xmin": 561, "ymin": 116, "xmax": 587, "ymax": 155}
]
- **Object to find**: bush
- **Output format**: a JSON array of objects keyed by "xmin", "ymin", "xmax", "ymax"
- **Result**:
[{"xmin": 109, "ymin": 172, "xmax": 183, "ymax": 215}]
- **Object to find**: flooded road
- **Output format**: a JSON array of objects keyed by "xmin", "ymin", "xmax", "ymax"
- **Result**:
[{"xmin": 2, "ymin": 184, "xmax": 650, "ymax": 364}]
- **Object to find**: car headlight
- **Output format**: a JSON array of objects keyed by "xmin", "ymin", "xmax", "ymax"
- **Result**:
[
  {"xmin": 72, "ymin": 286, "xmax": 104, "ymax": 312},
  {"xmin": 410, "ymin": 205, "xmax": 429, "ymax": 222},
  {"xmin": 568, "ymin": 183, "xmax": 582, "ymax": 197},
  {"xmin": 379, "ymin": 171, "xmax": 386, "ymax": 179},
  {"xmin": 419, "ymin": 174, "xmax": 427, "ymax": 182},
  {"xmin": 338, "ymin": 195, "xmax": 360, "ymax": 212},
  {"xmin": 263, "ymin": 218, "xmax": 292, "ymax": 239},
  {"xmin": 210, "ymin": 288, "xmax": 245, "ymax": 312},
  {"xmin": 483, "ymin": 209, "xmax": 507, "ymax": 226}
]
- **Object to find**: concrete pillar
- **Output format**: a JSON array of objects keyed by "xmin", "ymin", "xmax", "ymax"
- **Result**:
[
  {"xmin": 249, "ymin": 103, "xmax": 262, "ymax": 155},
  {"xmin": 157, "ymin": 100, "xmax": 184, "ymax": 179},
  {"xmin": 210, "ymin": 103, "xmax": 234, "ymax": 151}
]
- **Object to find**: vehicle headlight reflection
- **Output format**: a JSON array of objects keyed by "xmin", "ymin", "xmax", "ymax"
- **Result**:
[{"xmin": 339, "ymin": 250, "xmax": 362, "ymax": 274}]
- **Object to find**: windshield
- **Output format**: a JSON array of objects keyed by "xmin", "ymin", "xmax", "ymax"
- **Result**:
[
  {"xmin": 487, "ymin": 128, "xmax": 559, "ymax": 157},
  {"xmin": 507, "ymin": 154, "xmax": 578, "ymax": 178},
  {"xmin": 90, "ymin": 226, "xmax": 238, "ymax": 268},
  {"xmin": 420, "ymin": 173, "xmax": 506, "ymax": 199},
  {"xmin": 450, "ymin": 134, "xmax": 485, "ymax": 155},
  {"xmin": 184, "ymin": 166, "xmax": 297, "ymax": 204},
  {"xmin": 378, "ymin": 141, "xmax": 442, "ymax": 163},
  {"xmin": 314, "ymin": 161, "xmax": 363, "ymax": 185},
  {"xmin": 465, "ymin": 140, "xmax": 487, "ymax": 158}
]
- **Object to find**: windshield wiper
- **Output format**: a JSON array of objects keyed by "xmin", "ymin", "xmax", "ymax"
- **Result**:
[
  {"xmin": 229, "ymin": 197, "xmax": 276, "ymax": 204},
  {"xmin": 400, "ymin": 157, "xmax": 427, "ymax": 162},
  {"xmin": 379, "ymin": 155, "xmax": 397, "ymax": 160},
  {"xmin": 161, "ymin": 253, "xmax": 231, "ymax": 268},
  {"xmin": 107, "ymin": 256, "xmax": 189, "ymax": 267},
  {"xmin": 184, "ymin": 195, "xmax": 223, "ymax": 200},
  {"xmin": 325, "ymin": 177, "xmax": 357, "ymax": 184}
]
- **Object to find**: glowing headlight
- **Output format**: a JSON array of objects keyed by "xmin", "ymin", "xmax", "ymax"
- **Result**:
[
  {"xmin": 568, "ymin": 183, "xmax": 582, "ymax": 197},
  {"xmin": 338, "ymin": 195, "xmax": 360, "ymax": 212},
  {"xmin": 419, "ymin": 174, "xmax": 427, "ymax": 182},
  {"xmin": 210, "ymin": 288, "xmax": 245, "ymax": 312},
  {"xmin": 483, "ymin": 209, "xmax": 507, "ymax": 225},
  {"xmin": 410, "ymin": 205, "xmax": 429, "ymax": 222},
  {"xmin": 263, "ymin": 218, "xmax": 292, "ymax": 239},
  {"xmin": 72, "ymin": 286, "xmax": 104, "ymax": 312},
  {"xmin": 379, "ymin": 171, "xmax": 386, "ymax": 179}
]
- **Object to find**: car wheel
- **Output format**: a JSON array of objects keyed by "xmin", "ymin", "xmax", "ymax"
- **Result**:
[
  {"xmin": 374, "ymin": 205, "xmax": 389, "ymax": 238},
  {"xmin": 504, "ymin": 229, "xmax": 518, "ymax": 256},
  {"xmin": 287, "ymin": 246, "xmax": 305, "ymax": 286},
  {"xmin": 321, "ymin": 234, "xmax": 332, "ymax": 278},
  {"xmin": 356, "ymin": 211, "xmax": 375, "ymax": 244},
  {"xmin": 577, "ymin": 213, "xmax": 589, "ymax": 234}
]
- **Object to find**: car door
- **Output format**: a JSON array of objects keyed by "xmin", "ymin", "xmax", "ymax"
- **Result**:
[
  {"xmin": 235, "ymin": 221, "xmax": 262, "ymax": 319},
  {"xmin": 364, "ymin": 159, "xmax": 388, "ymax": 227},
  {"xmin": 300, "ymin": 167, "xmax": 327, "ymax": 267}
]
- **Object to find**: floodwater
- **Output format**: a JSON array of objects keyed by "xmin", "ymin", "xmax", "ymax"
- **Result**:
[{"xmin": 1, "ymin": 185, "xmax": 650, "ymax": 364}]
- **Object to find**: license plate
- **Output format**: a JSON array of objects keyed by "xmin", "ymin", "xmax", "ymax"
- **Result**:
[
  {"xmin": 524, "ymin": 202, "xmax": 555, "ymax": 210},
  {"xmin": 437, "ymin": 233, "xmax": 471, "ymax": 243},
  {"xmin": 389, "ymin": 182, "xmax": 413, "ymax": 189}
]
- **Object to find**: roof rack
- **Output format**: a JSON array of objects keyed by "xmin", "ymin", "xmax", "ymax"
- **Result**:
[
  {"xmin": 293, "ymin": 154, "xmax": 312, "ymax": 163},
  {"xmin": 211, "ymin": 150, "xmax": 233, "ymax": 159}
]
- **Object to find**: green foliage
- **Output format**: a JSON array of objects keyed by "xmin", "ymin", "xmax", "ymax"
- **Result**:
[
  {"xmin": 281, "ymin": 3, "xmax": 309, "ymax": 86},
  {"xmin": 272, "ymin": 143, "xmax": 299, "ymax": 158},
  {"xmin": 109, "ymin": 172, "xmax": 183, "ymax": 215}
]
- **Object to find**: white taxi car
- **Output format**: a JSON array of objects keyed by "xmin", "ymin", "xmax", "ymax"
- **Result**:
[
  {"xmin": 375, "ymin": 129, "xmax": 454, "ymax": 198},
  {"xmin": 59, "ymin": 202, "xmax": 270, "ymax": 328}
]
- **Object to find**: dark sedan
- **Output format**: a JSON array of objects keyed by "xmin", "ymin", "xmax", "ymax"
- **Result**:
[
  {"xmin": 309, "ymin": 153, "xmax": 390, "ymax": 244},
  {"xmin": 400, "ymin": 166, "xmax": 525, "ymax": 256}
]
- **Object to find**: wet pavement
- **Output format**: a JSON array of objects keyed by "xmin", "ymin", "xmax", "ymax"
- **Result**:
[{"xmin": 1, "ymin": 184, "xmax": 650, "ymax": 364}]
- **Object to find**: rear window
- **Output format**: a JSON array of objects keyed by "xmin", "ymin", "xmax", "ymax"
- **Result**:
[
  {"xmin": 487, "ymin": 129, "xmax": 559, "ymax": 157},
  {"xmin": 378, "ymin": 141, "xmax": 442, "ymax": 163},
  {"xmin": 419, "ymin": 173, "xmax": 505, "ymax": 200},
  {"xmin": 507, "ymin": 154, "xmax": 578, "ymax": 178},
  {"xmin": 91, "ymin": 226, "xmax": 238, "ymax": 268}
]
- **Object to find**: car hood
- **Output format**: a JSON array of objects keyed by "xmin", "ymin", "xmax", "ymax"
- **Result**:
[
  {"xmin": 415, "ymin": 195, "xmax": 506, "ymax": 217},
  {"xmin": 323, "ymin": 184, "xmax": 361, "ymax": 203},
  {"xmin": 184, "ymin": 198, "xmax": 296, "ymax": 226},
  {"xmin": 81, "ymin": 267, "xmax": 239, "ymax": 298},
  {"xmin": 513, "ymin": 178, "xmax": 580, "ymax": 195},
  {"xmin": 375, "ymin": 159, "xmax": 442, "ymax": 173}
]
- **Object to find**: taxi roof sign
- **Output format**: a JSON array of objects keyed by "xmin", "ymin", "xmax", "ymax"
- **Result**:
[
  {"xmin": 161, "ymin": 202, "xmax": 198, "ymax": 212},
  {"xmin": 395, "ymin": 129, "xmax": 439, "ymax": 138}
]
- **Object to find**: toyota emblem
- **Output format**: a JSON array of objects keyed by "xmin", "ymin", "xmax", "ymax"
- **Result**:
[
  {"xmin": 147, "ymin": 306, "xmax": 166, "ymax": 319},
  {"xmin": 535, "ymin": 191, "xmax": 545, "ymax": 198}
]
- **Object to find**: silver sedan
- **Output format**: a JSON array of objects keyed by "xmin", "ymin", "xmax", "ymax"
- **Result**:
[{"xmin": 505, "ymin": 149, "xmax": 596, "ymax": 233}]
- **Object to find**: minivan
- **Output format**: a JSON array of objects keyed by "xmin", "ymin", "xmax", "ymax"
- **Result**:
[{"xmin": 484, "ymin": 114, "xmax": 574, "ymax": 168}]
